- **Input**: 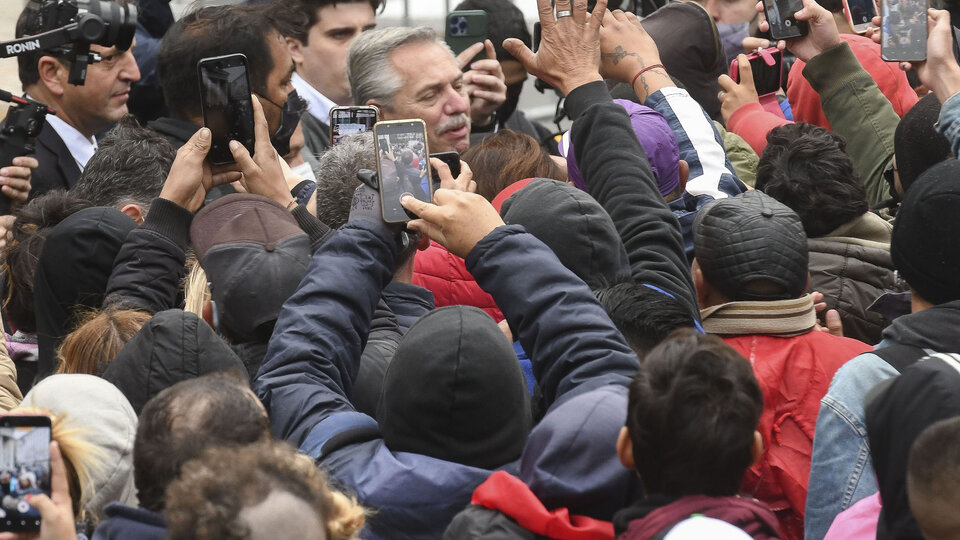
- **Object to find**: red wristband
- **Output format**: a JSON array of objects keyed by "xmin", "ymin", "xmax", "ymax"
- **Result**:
[{"xmin": 631, "ymin": 63, "xmax": 665, "ymax": 89}]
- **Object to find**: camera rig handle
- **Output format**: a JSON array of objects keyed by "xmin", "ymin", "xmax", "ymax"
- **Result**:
[{"xmin": 0, "ymin": 92, "xmax": 56, "ymax": 215}]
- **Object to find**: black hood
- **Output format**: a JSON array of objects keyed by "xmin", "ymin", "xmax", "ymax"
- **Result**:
[
  {"xmin": 377, "ymin": 305, "xmax": 531, "ymax": 469},
  {"xmin": 102, "ymin": 309, "xmax": 244, "ymax": 414},
  {"xmin": 499, "ymin": 178, "xmax": 630, "ymax": 287},
  {"xmin": 881, "ymin": 299, "xmax": 960, "ymax": 352},
  {"xmin": 866, "ymin": 354, "xmax": 960, "ymax": 540},
  {"xmin": 34, "ymin": 207, "xmax": 136, "ymax": 378}
]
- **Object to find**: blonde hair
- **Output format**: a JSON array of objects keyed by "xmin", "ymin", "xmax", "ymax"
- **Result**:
[
  {"xmin": 57, "ymin": 308, "xmax": 150, "ymax": 376},
  {"xmin": 8, "ymin": 408, "xmax": 106, "ymax": 523},
  {"xmin": 182, "ymin": 252, "xmax": 210, "ymax": 317}
]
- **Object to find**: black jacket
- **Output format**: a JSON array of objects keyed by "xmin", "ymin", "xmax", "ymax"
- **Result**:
[
  {"xmin": 565, "ymin": 82, "xmax": 700, "ymax": 322},
  {"xmin": 29, "ymin": 122, "xmax": 82, "ymax": 198}
]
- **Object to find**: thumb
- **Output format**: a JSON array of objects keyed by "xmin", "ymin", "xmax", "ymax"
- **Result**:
[
  {"xmin": 25, "ymin": 493, "xmax": 54, "ymax": 516},
  {"xmin": 183, "ymin": 127, "xmax": 212, "ymax": 158},
  {"xmin": 503, "ymin": 38, "xmax": 537, "ymax": 70},
  {"xmin": 229, "ymin": 139, "xmax": 259, "ymax": 175},
  {"xmin": 825, "ymin": 309, "xmax": 844, "ymax": 337}
]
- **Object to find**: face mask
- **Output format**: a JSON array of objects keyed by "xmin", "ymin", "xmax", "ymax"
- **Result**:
[
  {"xmin": 268, "ymin": 90, "xmax": 306, "ymax": 156},
  {"xmin": 291, "ymin": 161, "xmax": 317, "ymax": 183}
]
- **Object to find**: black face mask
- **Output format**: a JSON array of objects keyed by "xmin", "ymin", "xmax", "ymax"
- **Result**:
[{"xmin": 265, "ymin": 90, "xmax": 306, "ymax": 156}]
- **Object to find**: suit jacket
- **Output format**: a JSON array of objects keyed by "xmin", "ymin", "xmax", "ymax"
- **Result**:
[
  {"xmin": 300, "ymin": 111, "xmax": 330, "ymax": 161},
  {"xmin": 29, "ymin": 122, "xmax": 82, "ymax": 198}
]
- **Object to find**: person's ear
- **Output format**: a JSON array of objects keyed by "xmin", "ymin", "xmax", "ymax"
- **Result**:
[
  {"xmin": 367, "ymin": 99, "xmax": 389, "ymax": 116},
  {"xmin": 677, "ymin": 159, "xmax": 689, "ymax": 193},
  {"xmin": 286, "ymin": 37, "xmax": 305, "ymax": 65},
  {"xmin": 751, "ymin": 431, "xmax": 764, "ymax": 466},
  {"xmin": 119, "ymin": 204, "xmax": 144, "ymax": 224},
  {"xmin": 202, "ymin": 299, "xmax": 217, "ymax": 331},
  {"xmin": 692, "ymin": 259, "xmax": 710, "ymax": 309},
  {"xmin": 37, "ymin": 56, "xmax": 67, "ymax": 97},
  {"xmin": 616, "ymin": 426, "xmax": 636, "ymax": 470}
]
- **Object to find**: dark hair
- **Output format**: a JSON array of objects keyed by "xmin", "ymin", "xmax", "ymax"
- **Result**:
[
  {"xmin": 158, "ymin": 4, "xmax": 299, "ymax": 120},
  {"xmin": 756, "ymin": 122, "xmax": 868, "ymax": 238},
  {"xmin": 15, "ymin": 6, "xmax": 57, "ymax": 89},
  {"xmin": 908, "ymin": 417, "xmax": 960, "ymax": 514},
  {"xmin": 461, "ymin": 130, "xmax": 567, "ymax": 202},
  {"xmin": 166, "ymin": 441, "xmax": 365, "ymax": 540},
  {"xmin": 453, "ymin": 0, "xmax": 531, "ymax": 61},
  {"xmin": 73, "ymin": 116, "xmax": 174, "ymax": 211},
  {"xmin": 133, "ymin": 372, "xmax": 271, "ymax": 511},
  {"xmin": 627, "ymin": 329, "xmax": 763, "ymax": 497},
  {"xmin": 595, "ymin": 282, "xmax": 696, "ymax": 358},
  {"xmin": 2, "ymin": 191, "xmax": 92, "ymax": 332},
  {"xmin": 284, "ymin": 0, "xmax": 385, "ymax": 43}
]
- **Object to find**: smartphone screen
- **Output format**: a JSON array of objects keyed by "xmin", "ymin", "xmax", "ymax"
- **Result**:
[
  {"xmin": 375, "ymin": 120, "xmax": 432, "ymax": 223},
  {"xmin": 764, "ymin": 0, "xmax": 808, "ymax": 39},
  {"xmin": 0, "ymin": 416, "xmax": 51, "ymax": 532},
  {"xmin": 198, "ymin": 54, "xmax": 255, "ymax": 165},
  {"xmin": 845, "ymin": 0, "xmax": 878, "ymax": 31},
  {"xmin": 330, "ymin": 106, "xmax": 379, "ymax": 146},
  {"xmin": 881, "ymin": 0, "xmax": 927, "ymax": 61}
]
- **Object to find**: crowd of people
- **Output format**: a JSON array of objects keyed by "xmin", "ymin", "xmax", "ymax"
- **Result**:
[{"xmin": 0, "ymin": 0, "xmax": 960, "ymax": 538}]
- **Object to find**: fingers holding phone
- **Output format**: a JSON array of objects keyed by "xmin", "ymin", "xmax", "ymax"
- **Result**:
[
  {"xmin": 227, "ymin": 95, "xmax": 296, "ymax": 209},
  {"xmin": 718, "ymin": 55, "xmax": 762, "ymax": 122},
  {"xmin": 401, "ymin": 189, "xmax": 505, "ymax": 259},
  {"xmin": 429, "ymin": 157, "xmax": 475, "ymax": 193}
]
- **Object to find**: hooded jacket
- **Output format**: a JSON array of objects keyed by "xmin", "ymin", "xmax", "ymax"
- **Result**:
[
  {"xmin": 807, "ymin": 212, "xmax": 900, "ymax": 345},
  {"xmin": 613, "ymin": 495, "xmax": 783, "ymax": 540},
  {"xmin": 865, "ymin": 352, "xmax": 960, "ymax": 540},
  {"xmin": 33, "ymin": 207, "xmax": 136, "ymax": 379},
  {"xmin": 102, "ymin": 309, "xmax": 245, "ymax": 414},
  {"xmin": 805, "ymin": 300, "xmax": 960, "ymax": 540},
  {"xmin": 19, "ymin": 375, "xmax": 138, "ymax": 530},
  {"xmin": 413, "ymin": 241, "xmax": 504, "ymax": 322}
]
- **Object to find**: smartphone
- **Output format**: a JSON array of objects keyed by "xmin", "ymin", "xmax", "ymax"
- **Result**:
[
  {"xmin": 0, "ymin": 416, "xmax": 51, "ymax": 533},
  {"xmin": 446, "ymin": 10, "xmax": 487, "ymax": 67},
  {"xmin": 844, "ymin": 0, "xmax": 878, "ymax": 33},
  {"xmin": 533, "ymin": 22, "xmax": 541, "ymax": 53},
  {"xmin": 197, "ymin": 54, "xmax": 255, "ymax": 165},
  {"xmin": 329, "ymin": 106, "xmax": 379, "ymax": 146},
  {"xmin": 429, "ymin": 151, "xmax": 461, "ymax": 193},
  {"xmin": 763, "ymin": 0, "xmax": 809, "ymax": 40},
  {"xmin": 731, "ymin": 47, "xmax": 783, "ymax": 96},
  {"xmin": 881, "ymin": 0, "xmax": 927, "ymax": 61},
  {"xmin": 374, "ymin": 120, "xmax": 432, "ymax": 223}
]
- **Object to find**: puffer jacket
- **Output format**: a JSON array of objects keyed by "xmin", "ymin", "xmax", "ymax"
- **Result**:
[
  {"xmin": 413, "ymin": 241, "xmax": 504, "ymax": 322},
  {"xmin": 807, "ymin": 212, "xmax": 901, "ymax": 345}
]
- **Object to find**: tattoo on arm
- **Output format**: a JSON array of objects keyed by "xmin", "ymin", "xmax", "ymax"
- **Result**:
[{"xmin": 601, "ymin": 45, "xmax": 642, "ymax": 65}]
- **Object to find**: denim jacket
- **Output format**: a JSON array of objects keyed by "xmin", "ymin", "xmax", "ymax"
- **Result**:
[{"xmin": 937, "ymin": 90, "xmax": 960, "ymax": 158}]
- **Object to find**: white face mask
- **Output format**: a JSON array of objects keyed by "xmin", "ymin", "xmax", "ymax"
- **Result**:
[{"xmin": 291, "ymin": 161, "xmax": 317, "ymax": 183}]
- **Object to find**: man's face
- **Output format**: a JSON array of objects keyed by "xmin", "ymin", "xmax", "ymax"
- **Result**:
[
  {"xmin": 290, "ymin": 2, "xmax": 376, "ymax": 106},
  {"xmin": 379, "ymin": 41, "xmax": 470, "ymax": 154},
  {"xmin": 58, "ymin": 42, "xmax": 140, "ymax": 136},
  {"xmin": 257, "ymin": 32, "xmax": 296, "ymax": 134}
]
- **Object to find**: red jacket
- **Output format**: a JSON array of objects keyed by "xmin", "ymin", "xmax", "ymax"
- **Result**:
[
  {"xmin": 787, "ymin": 33, "xmax": 918, "ymax": 130},
  {"xmin": 722, "ymin": 331, "xmax": 871, "ymax": 540},
  {"xmin": 413, "ymin": 241, "xmax": 504, "ymax": 322}
]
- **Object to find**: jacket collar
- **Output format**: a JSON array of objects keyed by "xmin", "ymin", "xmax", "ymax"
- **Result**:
[
  {"xmin": 700, "ymin": 294, "xmax": 816, "ymax": 337},
  {"xmin": 818, "ymin": 211, "xmax": 892, "ymax": 249}
]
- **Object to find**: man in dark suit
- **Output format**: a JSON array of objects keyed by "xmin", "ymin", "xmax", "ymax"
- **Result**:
[{"xmin": 15, "ymin": 5, "xmax": 141, "ymax": 197}]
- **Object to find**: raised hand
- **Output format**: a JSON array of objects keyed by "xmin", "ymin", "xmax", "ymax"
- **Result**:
[
  {"xmin": 459, "ymin": 40, "xmax": 508, "ymax": 126},
  {"xmin": 229, "ymin": 95, "xmax": 297, "ymax": 209},
  {"xmin": 159, "ymin": 127, "xmax": 242, "ymax": 212},
  {"xmin": 401, "ymin": 189, "xmax": 505, "ymax": 258},
  {"xmin": 718, "ymin": 54, "xmax": 762, "ymax": 122}
]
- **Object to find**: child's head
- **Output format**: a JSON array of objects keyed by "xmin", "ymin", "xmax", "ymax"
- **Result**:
[
  {"xmin": 618, "ymin": 329, "xmax": 763, "ymax": 497},
  {"xmin": 907, "ymin": 417, "xmax": 960, "ymax": 540}
]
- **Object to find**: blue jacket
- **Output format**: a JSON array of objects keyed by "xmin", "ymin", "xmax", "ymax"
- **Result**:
[
  {"xmin": 255, "ymin": 220, "xmax": 639, "ymax": 539},
  {"xmin": 91, "ymin": 503, "xmax": 165, "ymax": 540}
]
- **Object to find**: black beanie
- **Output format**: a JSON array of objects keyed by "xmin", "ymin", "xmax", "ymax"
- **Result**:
[
  {"xmin": 499, "ymin": 178, "xmax": 630, "ymax": 287},
  {"xmin": 377, "ymin": 306, "xmax": 531, "ymax": 469},
  {"xmin": 891, "ymin": 160, "xmax": 960, "ymax": 305},
  {"xmin": 894, "ymin": 93, "xmax": 951, "ymax": 194}
]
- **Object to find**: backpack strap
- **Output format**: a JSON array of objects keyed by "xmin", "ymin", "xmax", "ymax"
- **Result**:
[{"xmin": 871, "ymin": 344, "xmax": 928, "ymax": 373}]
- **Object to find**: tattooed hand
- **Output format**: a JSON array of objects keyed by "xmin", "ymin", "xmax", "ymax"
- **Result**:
[{"xmin": 598, "ymin": 10, "xmax": 673, "ymax": 102}]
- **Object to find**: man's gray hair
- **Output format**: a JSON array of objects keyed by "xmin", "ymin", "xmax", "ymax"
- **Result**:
[
  {"xmin": 314, "ymin": 132, "xmax": 377, "ymax": 229},
  {"xmin": 347, "ymin": 26, "xmax": 454, "ymax": 109}
]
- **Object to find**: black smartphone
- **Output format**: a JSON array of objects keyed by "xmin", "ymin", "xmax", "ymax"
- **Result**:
[
  {"xmin": 881, "ymin": 0, "xmax": 927, "ymax": 61},
  {"xmin": 764, "ymin": 0, "xmax": 809, "ymax": 39},
  {"xmin": 0, "ymin": 416, "xmax": 51, "ymax": 533},
  {"xmin": 446, "ymin": 10, "xmax": 488, "ymax": 68},
  {"xmin": 429, "ymin": 151, "xmax": 461, "ymax": 193},
  {"xmin": 197, "ymin": 54, "xmax": 255, "ymax": 165},
  {"xmin": 329, "ymin": 106, "xmax": 379, "ymax": 146},
  {"xmin": 731, "ymin": 48, "xmax": 783, "ymax": 96},
  {"xmin": 374, "ymin": 119, "xmax": 432, "ymax": 223}
]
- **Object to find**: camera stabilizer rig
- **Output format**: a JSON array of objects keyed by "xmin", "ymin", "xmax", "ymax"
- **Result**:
[{"xmin": 0, "ymin": 0, "xmax": 136, "ymax": 215}]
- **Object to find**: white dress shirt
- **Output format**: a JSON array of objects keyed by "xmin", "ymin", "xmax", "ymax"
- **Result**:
[
  {"xmin": 292, "ymin": 72, "xmax": 338, "ymax": 126},
  {"xmin": 44, "ymin": 113, "xmax": 97, "ymax": 171}
]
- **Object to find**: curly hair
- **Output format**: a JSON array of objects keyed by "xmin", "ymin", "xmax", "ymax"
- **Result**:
[
  {"xmin": 166, "ymin": 441, "xmax": 365, "ymax": 540},
  {"xmin": 756, "ymin": 122, "xmax": 868, "ymax": 238}
]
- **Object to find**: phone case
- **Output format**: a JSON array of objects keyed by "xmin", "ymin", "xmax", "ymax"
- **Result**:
[
  {"xmin": 374, "ymin": 119, "xmax": 432, "ymax": 223},
  {"xmin": 197, "ymin": 54, "xmax": 255, "ymax": 165},
  {"xmin": 329, "ymin": 106, "xmax": 380, "ymax": 144},
  {"xmin": 843, "ymin": 0, "xmax": 878, "ymax": 33},
  {"xmin": 881, "ymin": 0, "xmax": 927, "ymax": 62},
  {"xmin": 730, "ymin": 48, "xmax": 785, "ymax": 118},
  {"xmin": 764, "ymin": 0, "xmax": 809, "ymax": 40},
  {"xmin": 445, "ymin": 10, "xmax": 487, "ymax": 59}
]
